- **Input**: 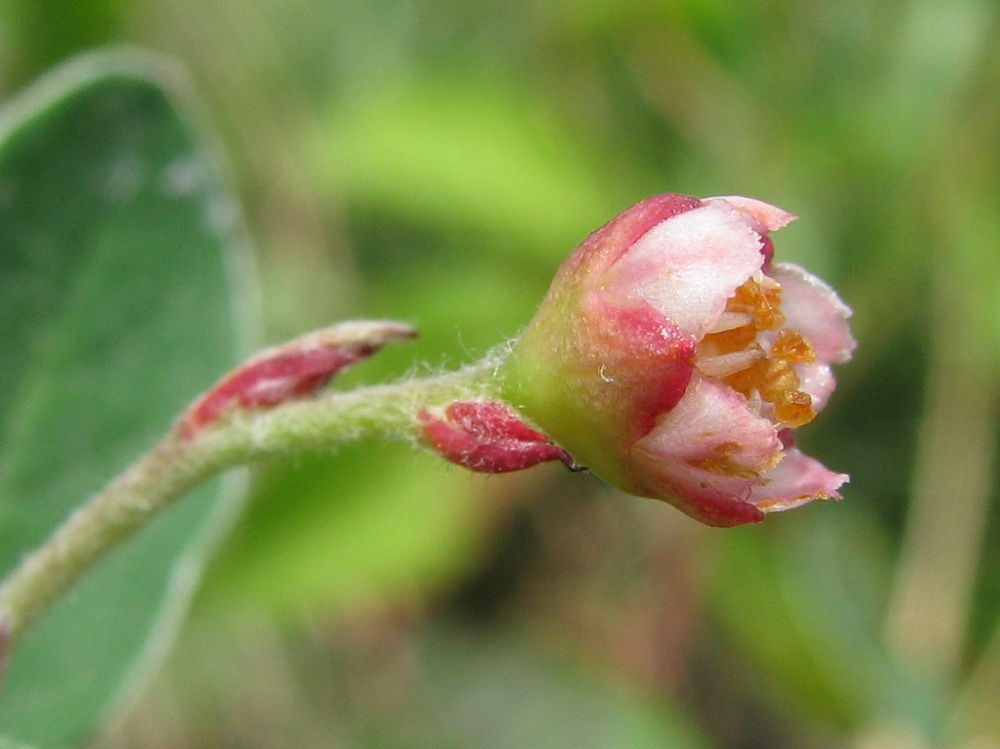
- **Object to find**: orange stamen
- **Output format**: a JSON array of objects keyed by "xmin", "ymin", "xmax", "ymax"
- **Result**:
[
  {"xmin": 698, "ymin": 276, "xmax": 818, "ymax": 428},
  {"xmin": 771, "ymin": 329, "xmax": 816, "ymax": 364}
]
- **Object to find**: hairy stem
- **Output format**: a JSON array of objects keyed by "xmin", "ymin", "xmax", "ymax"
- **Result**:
[{"xmin": 0, "ymin": 361, "xmax": 500, "ymax": 655}]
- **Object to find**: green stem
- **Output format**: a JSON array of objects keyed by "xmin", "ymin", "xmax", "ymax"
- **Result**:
[{"xmin": 0, "ymin": 361, "xmax": 499, "ymax": 654}]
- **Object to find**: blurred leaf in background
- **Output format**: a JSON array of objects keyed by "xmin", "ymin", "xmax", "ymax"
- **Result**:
[
  {"xmin": 1, "ymin": 0, "xmax": 1000, "ymax": 747},
  {"xmin": 0, "ymin": 53, "xmax": 256, "ymax": 746}
]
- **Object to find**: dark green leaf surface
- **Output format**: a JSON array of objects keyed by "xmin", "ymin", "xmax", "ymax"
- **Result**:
[{"xmin": 0, "ymin": 52, "xmax": 253, "ymax": 746}]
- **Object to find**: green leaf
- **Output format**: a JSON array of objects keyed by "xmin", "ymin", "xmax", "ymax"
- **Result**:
[{"xmin": 0, "ymin": 51, "xmax": 255, "ymax": 746}]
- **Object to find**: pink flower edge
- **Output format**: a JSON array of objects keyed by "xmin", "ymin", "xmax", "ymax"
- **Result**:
[
  {"xmin": 606, "ymin": 199, "xmax": 771, "ymax": 339},
  {"xmin": 631, "ymin": 374, "xmax": 848, "ymax": 526}
]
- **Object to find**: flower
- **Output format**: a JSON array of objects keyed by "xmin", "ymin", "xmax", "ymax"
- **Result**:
[{"xmin": 501, "ymin": 194, "xmax": 855, "ymax": 526}]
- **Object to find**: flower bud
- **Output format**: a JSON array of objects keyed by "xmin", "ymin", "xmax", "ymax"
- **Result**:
[
  {"xmin": 180, "ymin": 321, "xmax": 415, "ymax": 440},
  {"xmin": 419, "ymin": 400, "xmax": 578, "ymax": 473},
  {"xmin": 502, "ymin": 195, "xmax": 855, "ymax": 526}
]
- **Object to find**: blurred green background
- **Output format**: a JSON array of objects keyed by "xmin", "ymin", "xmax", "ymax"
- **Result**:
[{"xmin": 3, "ymin": 0, "xmax": 1000, "ymax": 746}]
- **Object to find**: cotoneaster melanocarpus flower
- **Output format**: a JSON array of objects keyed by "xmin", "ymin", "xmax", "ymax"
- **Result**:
[{"xmin": 501, "ymin": 194, "xmax": 856, "ymax": 527}]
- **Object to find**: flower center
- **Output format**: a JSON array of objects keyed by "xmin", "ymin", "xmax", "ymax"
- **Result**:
[{"xmin": 696, "ymin": 275, "xmax": 817, "ymax": 428}]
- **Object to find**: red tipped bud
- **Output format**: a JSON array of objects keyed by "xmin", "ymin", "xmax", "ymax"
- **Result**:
[
  {"xmin": 180, "ymin": 321, "xmax": 415, "ymax": 439},
  {"xmin": 419, "ymin": 400, "xmax": 578, "ymax": 473}
]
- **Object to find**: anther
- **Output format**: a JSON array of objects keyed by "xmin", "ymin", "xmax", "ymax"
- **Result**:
[{"xmin": 771, "ymin": 329, "xmax": 816, "ymax": 364}]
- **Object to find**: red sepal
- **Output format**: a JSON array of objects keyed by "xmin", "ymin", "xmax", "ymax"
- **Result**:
[{"xmin": 420, "ymin": 400, "xmax": 579, "ymax": 473}]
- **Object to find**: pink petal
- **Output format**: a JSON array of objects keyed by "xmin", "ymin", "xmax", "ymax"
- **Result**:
[
  {"xmin": 637, "ymin": 375, "xmax": 782, "ymax": 469},
  {"xmin": 748, "ymin": 447, "xmax": 848, "ymax": 512},
  {"xmin": 608, "ymin": 201, "xmax": 766, "ymax": 338},
  {"xmin": 706, "ymin": 195, "xmax": 797, "ymax": 233},
  {"xmin": 629, "ymin": 375, "xmax": 782, "ymax": 526},
  {"xmin": 551, "ymin": 194, "xmax": 704, "ymax": 285},
  {"xmin": 770, "ymin": 263, "xmax": 856, "ymax": 365},
  {"xmin": 599, "ymin": 194, "xmax": 705, "ymax": 265},
  {"xmin": 794, "ymin": 362, "xmax": 838, "ymax": 413}
]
